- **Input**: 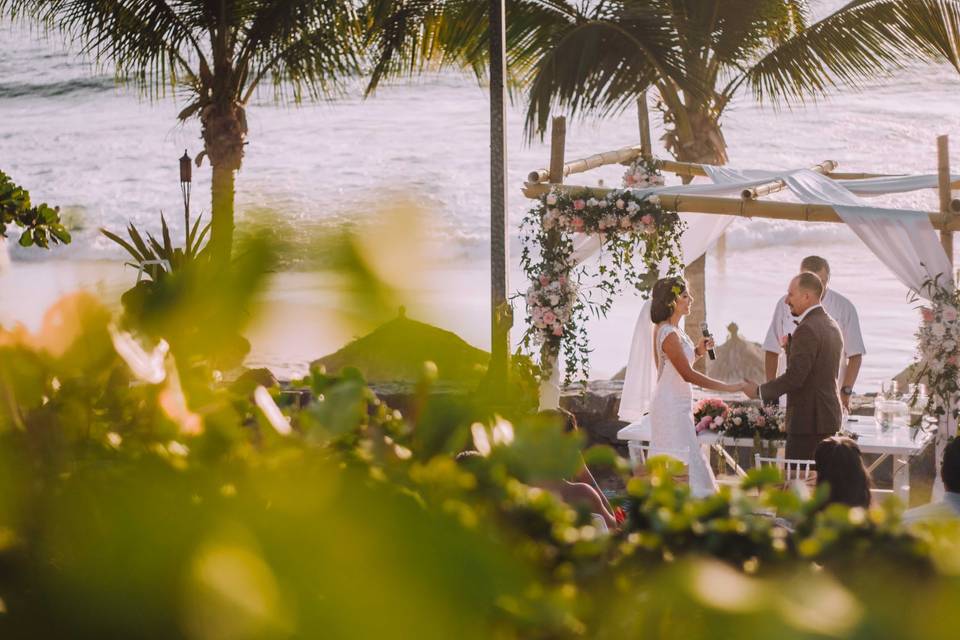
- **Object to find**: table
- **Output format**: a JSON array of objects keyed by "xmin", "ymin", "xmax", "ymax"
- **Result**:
[{"xmin": 617, "ymin": 415, "xmax": 934, "ymax": 502}]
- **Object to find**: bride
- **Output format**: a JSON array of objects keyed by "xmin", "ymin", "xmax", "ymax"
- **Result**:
[{"xmin": 649, "ymin": 276, "xmax": 748, "ymax": 496}]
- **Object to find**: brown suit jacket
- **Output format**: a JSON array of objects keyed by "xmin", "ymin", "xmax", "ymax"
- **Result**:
[{"xmin": 759, "ymin": 306, "xmax": 843, "ymax": 436}]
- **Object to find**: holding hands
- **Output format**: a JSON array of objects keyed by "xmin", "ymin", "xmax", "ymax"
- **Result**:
[{"xmin": 741, "ymin": 380, "xmax": 759, "ymax": 399}]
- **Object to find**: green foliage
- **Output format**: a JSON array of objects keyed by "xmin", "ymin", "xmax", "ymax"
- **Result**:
[{"xmin": 0, "ymin": 169, "xmax": 71, "ymax": 248}]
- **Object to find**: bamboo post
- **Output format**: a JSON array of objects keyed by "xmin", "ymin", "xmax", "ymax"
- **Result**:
[
  {"xmin": 939, "ymin": 135, "xmax": 954, "ymax": 263},
  {"xmin": 539, "ymin": 116, "xmax": 567, "ymax": 409},
  {"xmin": 935, "ymin": 134, "xmax": 956, "ymax": 499},
  {"xmin": 638, "ymin": 91, "xmax": 652, "ymax": 159}
]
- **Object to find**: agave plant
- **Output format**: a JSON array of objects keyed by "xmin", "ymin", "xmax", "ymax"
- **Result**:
[{"xmin": 101, "ymin": 212, "xmax": 211, "ymax": 285}]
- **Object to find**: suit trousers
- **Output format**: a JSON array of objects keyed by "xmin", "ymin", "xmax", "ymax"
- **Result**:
[{"xmin": 785, "ymin": 432, "xmax": 834, "ymax": 461}]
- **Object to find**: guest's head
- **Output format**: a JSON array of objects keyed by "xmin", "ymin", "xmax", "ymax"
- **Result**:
[
  {"xmin": 651, "ymin": 276, "xmax": 691, "ymax": 322},
  {"xmin": 941, "ymin": 437, "xmax": 960, "ymax": 494},
  {"xmin": 800, "ymin": 255, "xmax": 830, "ymax": 288},
  {"xmin": 814, "ymin": 436, "xmax": 872, "ymax": 508},
  {"xmin": 539, "ymin": 408, "xmax": 579, "ymax": 434},
  {"xmin": 786, "ymin": 271, "xmax": 825, "ymax": 317}
]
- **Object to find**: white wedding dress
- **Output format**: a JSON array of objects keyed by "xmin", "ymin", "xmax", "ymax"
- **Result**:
[{"xmin": 649, "ymin": 323, "xmax": 718, "ymax": 497}]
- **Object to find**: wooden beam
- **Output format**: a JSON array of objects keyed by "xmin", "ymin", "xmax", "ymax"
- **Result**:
[
  {"xmin": 741, "ymin": 160, "xmax": 838, "ymax": 199},
  {"xmin": 939, "ymin": 135, "xmax": 954, "ymax": 264},
  {"xmin": 520, "ymin": 182, "xmax": 960, "ymax": 231}
]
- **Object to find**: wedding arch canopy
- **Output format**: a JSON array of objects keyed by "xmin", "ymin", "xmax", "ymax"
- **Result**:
[{"xmin": 519, "ymin": 116, "xmax": 960, "ymax": 482}]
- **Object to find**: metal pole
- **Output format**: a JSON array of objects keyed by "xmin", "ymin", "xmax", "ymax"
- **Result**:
[{"xmin": 489, "ymin": 0, "xmax": 510, "ymax": 384}]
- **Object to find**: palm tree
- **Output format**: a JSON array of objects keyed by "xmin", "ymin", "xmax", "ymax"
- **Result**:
[{"xmin": 1, "ymin": 0, "xmax": 362, "ymax": 261}]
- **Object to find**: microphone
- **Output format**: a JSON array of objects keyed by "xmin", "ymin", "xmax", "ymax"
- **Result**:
[{"xmin": 700, "ymin": 322, "xmax": 716, "ymax": 360}]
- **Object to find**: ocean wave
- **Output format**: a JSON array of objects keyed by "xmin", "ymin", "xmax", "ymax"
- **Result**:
[{"xmin": 0, "ymin": 77, "xmax": 114, "ymax": 99}]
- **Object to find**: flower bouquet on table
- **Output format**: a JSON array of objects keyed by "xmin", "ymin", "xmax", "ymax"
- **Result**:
[
  {"xmin": 693, "ymin": 398, "xmax": 729, "ymax": 434},
  {"xmin": 724, "ymin": 404, "xmax": 786, "ymax": 441}
]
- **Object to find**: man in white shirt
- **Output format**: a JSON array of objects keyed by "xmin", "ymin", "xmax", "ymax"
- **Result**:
[{"xmin": 763, "ymin": 256, "xmax": 865, "ymax": 410}]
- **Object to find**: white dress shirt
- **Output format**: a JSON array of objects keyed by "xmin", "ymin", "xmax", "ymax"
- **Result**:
[{"xmin": 763, "ymin": 288, "xmax": 866, "ymax": 385}]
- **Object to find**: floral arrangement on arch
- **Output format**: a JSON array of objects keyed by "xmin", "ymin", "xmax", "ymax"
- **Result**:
[
  {"xmin": 911, "ymin": 274, "xmax": 960, "ymax": 419},
  {"xmin": 519, "ymin": 166, "xmax": 685, "ymax": 383},
  {"xmin": 694, "ymin": 398, "xmax": 785, "ymax": 441},
  {"xmin": 622, "ymin": 156, "xmax": 665, "ymax": 189}
]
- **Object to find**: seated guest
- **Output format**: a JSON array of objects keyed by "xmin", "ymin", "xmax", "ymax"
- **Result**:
[
  {"xmin": 539, "ymin": 409, "xmax": 619, "ymax": 529},
  {"xmin": 814, "ymin": 436, "xmax": 872, "ymax": 509},
  {"xmin": 904, "ymin": 437, "xmax": 960, "ymax": 524}
]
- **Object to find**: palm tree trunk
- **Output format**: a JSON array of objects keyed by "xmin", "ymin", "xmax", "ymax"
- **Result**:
[
  {"xmin": 210, "ymin": 162, "xmax": 235, "ymax": 262},
  {"xmin": 201, "ymin": 102, "xmax": 247, "ymax": 263}
]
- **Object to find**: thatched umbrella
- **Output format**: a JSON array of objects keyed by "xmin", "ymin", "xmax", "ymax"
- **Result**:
[
  {"xmin": 311, "ymin": 307, "xmax": 490, "ymax": 384},
  {"xmin": 706, "ymin": 323, "xmax": 765, "ymax": 383}
]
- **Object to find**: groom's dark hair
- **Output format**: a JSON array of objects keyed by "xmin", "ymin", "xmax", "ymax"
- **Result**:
[
  {"xmin": 796, "ymin": 271, "xmax": 825, "ymax": 299},
  {"xmin": 650, "ymin": 276, "xmax": 686, "ymax": 323}
]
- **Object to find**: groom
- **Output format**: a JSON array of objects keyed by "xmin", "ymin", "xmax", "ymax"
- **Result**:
[{"xmin": 745, "ymin": 272, "xmax": 844, "ymax": 459}]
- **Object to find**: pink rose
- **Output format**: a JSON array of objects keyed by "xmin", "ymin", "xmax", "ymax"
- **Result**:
[
  {"xmin": 922, "ymin": 307, "xmax": 935, "ymax": 323},
  {"xmin": 539, "ymin": 275, "xmax": 550, "ymax": 287},
  {"xmin": 542, "ymin": 310, "xmax": 557, "ymax": 325},
  {"xmin": 558, "ymin": 275, "xmax": 567, "ymax": 286},
  {"xmin": 695, "ymin": 416, "xmax": 712, "ymax": 433},
  {"xmin": 572, "ymin": 217, "xmax": 585, "ymax": 231},
  {"xmin": 552, "ymin": 324, "xmax": 563, "ymax": 337},
  {"xmin": 945, "ymin": 307, "xmax": 958, "ymax": 322},
  {"xmin": 616, "ymin": 199, "xmax": 625, "ymax": 209},
  {"xmin": 624, "ymin": 174, "xmax": 635, "ymax": 186},
  {"xmin": 641, "ymin": 214, "xmax": 654, "ymax": 225},
  {"xmin": 573, "ymin": 199, "xmax": 585, "ymax": 210},
  {"xmin": 756, "ymin": 416, "xmax": 766, "ymax": 427},
  {"xmin": 948, "ymin": 355, "xmax": 958, "ymax": 366}
]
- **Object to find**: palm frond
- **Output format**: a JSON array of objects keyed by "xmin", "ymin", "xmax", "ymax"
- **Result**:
[
  {"xmin": 521, "ymin": 6, "xmax": 686, "ymax": 138},
  {"xmin": 2, "ymin": 0, "xmax": 205, "ymax": 97},
  {"xmin": 743, "ymin": 0, "xmax": 960, "ymax": 104},
  {"xmin": 237, "ymin": 0, "xmax": 363, "ymax": 104},
  {"xmin": 362, "ymin": 0, "xmax": 579, "ymax": 96}
]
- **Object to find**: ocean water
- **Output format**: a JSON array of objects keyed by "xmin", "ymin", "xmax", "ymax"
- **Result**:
[{"xmin": 1, "ymin": 15, "xmax": 959, "ymax": 390}]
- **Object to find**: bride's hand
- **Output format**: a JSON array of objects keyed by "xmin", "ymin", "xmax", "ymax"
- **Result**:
[{"xmin": 696, "ymin": 336, "xmax": 715, "ymax": 358}]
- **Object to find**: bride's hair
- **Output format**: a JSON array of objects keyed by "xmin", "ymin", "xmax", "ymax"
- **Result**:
[{"xmin": 650, "ymin": 276, "xmax": 686, "ymax": 323}]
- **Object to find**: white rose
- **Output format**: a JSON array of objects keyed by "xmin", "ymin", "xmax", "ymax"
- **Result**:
[
  {"xmin": 598, "ymin": 200, "xmax": 608, "ymax": 208},
  {"xmin": 733, "ymin": 417, "xmax": 742, "ymax": 426},
  {"xmin": 648, "ymin": 195, "xmax": 660, "ymax": 206},
  {"xmin": 933, "ymin": 323, "xmax": 946, "ymax": 338},
  {"xmin": 616, "ymin": 199, "xmax": 625, "ymax": 209},
  {"xmin": 587, "ymin": 198, "xmax": 598, "ymax": 207}
]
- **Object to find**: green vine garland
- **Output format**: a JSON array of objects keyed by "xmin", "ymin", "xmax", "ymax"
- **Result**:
[{"xmin": 518, "ymin": 170, "xmax": 685, "ymax": 384}]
